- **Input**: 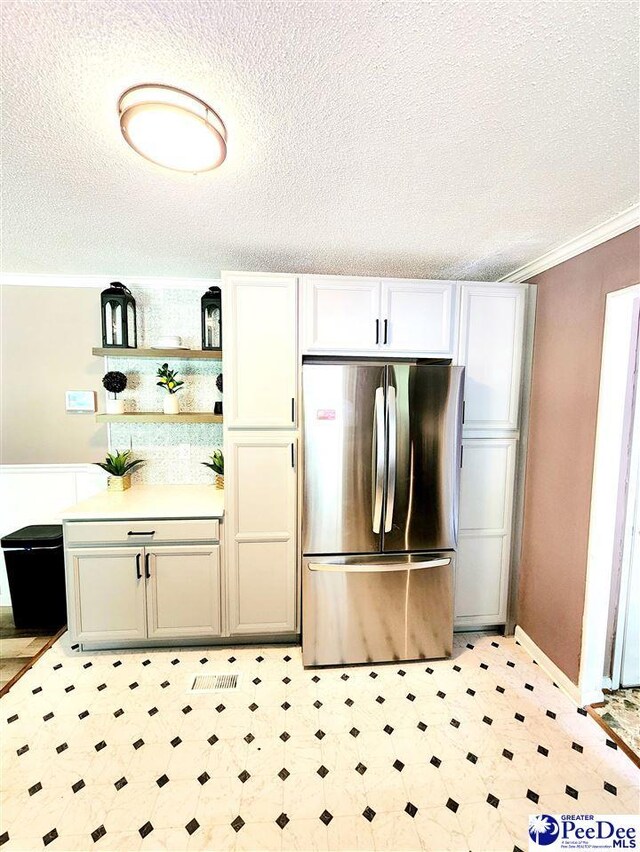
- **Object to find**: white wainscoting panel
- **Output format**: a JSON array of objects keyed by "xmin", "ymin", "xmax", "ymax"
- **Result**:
[{"xmin": 0, "ymin": 464, "xmax": 107, "ymax": 606}]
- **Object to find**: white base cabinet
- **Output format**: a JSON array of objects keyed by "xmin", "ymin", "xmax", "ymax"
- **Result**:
[
  {"xmin": 455, "ymin": 438, "xmax": 517, "ymax": 627},
  {"xmin": 69, "ymin": 546, "xmax": 147, "ymax": 643},
  {"xmin": 225, "ymin": 432, "xmax": 297, "ymax": 636},
  {"xmin": 146, "ymin": 544, "xmax": 221, "ymax": 639},
  {"xmin": 65, "ymin": 523, "xmax": 222, "ymax": 646}
]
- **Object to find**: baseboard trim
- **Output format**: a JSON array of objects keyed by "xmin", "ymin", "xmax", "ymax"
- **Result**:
[
  {"xmin": 586, "ymin": 706, "xmax": 640, "ymax": 769},
  {"xmin": 515, "ymin": 625, "xmax": 586, "ymax": 706},
  {"xmin": 499, "ymin": 203, "xmax": 640, "ymax": 283}
]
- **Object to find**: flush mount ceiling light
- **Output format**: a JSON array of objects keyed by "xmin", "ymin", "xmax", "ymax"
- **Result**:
[{"xmin": 118, "ymin": 84, "xmax": 227, "ymax": 173}]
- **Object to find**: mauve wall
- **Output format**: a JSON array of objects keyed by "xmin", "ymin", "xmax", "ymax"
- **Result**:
[{"xmin": 518, "ymin": 227, "xmax": 640, "ymax": 684}]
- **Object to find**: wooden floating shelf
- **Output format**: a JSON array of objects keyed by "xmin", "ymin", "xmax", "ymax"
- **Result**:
[
  {"xmin": 96, "ymin": 413, "xmax": 223, "ymax": 424},
  {"xmin": 92, "ymin": 347, "xmax": 222, "ymax": 360}
]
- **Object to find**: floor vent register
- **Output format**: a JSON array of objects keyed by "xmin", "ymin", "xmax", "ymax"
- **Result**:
[{"xmin": 188, "ymin": 673, "xmax": 241, "ymax": 693}]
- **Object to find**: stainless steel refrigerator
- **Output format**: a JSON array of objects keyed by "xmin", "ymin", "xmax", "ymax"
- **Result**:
[{"xmin": 302, "ymin": 360, "xmax": 464, "ymax": 666}]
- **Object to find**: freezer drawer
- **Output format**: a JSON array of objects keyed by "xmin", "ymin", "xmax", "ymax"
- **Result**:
[{"xmin": 302, "ymin": 552, "xmax": 453, "ymax": 666}]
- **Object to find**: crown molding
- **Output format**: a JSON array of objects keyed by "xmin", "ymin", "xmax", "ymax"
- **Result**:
[
  {"xmin": 499, "ymin": 203, "xmax": 640, "ymax": 283},
  {"xmin": 0, "ymin": 273, "xmax": 220, "ymax": 290}
]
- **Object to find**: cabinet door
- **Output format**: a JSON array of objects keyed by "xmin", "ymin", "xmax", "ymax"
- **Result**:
[
  {"xmin": 146, "ymin": 545, "xmax": 221, "ymax": 639},
  {"xmin": 302, "ymin": 275, "xmax": 381, "ymax": 352},
  {"xmin": 67, "ymin": 546, "xmax": 146, "ymax": 642},
  {"xmin": 224, "ymin": 273, "xmax": 298, "ymax": 428},
  {"xmin": 381, "ymin": 280, "xmax": 457, "ymax": 356},
  {"xmin": 226, "ymin": 433, "xmax": 297, "ymax": 634},
  {"xmin": 455, "ymin": 439, "xmax": 516, "ymax": 627},
  {"xmin": 458, "ymin": 285, "xmax": 526, "ymax": 431}
]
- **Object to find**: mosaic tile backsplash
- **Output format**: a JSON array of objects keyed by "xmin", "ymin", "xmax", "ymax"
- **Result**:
[{"xmin": 102, "ymin": 286, "xmax": 223, "ymax": 485}]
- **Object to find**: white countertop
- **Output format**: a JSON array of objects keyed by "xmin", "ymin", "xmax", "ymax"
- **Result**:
[{"xmin": 61, "ymin": 485, "xmax": 224, "ymax": 521}]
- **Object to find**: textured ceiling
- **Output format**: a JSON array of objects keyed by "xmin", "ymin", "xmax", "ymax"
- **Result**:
[{"xmin": 1, "ymin": 0, "xmax": 638, "ymax": 281}]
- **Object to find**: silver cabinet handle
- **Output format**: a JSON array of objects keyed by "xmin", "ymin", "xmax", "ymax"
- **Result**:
[
  {"xmin": 384, "ymin": 384, "xmax": 397, "ymax": 533},
  {"xmin": 308, "ymin": 558, "xmax": 451, "ymax": 574},
  {"xmin": 372, "ymin": 387, "xmax": 385, "ymax": 533}
]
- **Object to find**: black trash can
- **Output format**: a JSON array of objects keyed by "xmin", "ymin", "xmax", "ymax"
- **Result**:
[{"xmin": 1, "ymin": 525, "xmax": 67, "ymax": 630}]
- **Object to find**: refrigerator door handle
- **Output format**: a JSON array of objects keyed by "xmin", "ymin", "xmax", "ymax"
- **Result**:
[
  {"xmin": 384, "ymin": 384, "xmax": 397, "ymax": 532},
  {"xmin": 308, "ymin": 557, "xmax": 451, "ymax": 573},
  {"xmin": 372, "ymin": 386, "xmax": 385, "ymax": 533}
]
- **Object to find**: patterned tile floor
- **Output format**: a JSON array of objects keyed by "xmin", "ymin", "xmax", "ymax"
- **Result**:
[{"xmin": 1, "ymin": 632, "xmax": 638, "ymax": 851}]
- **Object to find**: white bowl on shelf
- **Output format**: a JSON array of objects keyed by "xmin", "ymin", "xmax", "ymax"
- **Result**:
[{"xmin": 151, "ymin": 336, "xmax": 187, "ymax": 349}]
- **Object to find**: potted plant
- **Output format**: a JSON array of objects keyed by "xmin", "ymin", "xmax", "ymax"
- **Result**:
[
  {"xmin": 214, "ymin": 372, "xmax": 223, "ymax": 415},
  {"xmin": 102, "ymin": 371, "xmax": 128, "ymax": 414},
  {"xmin": 95, "ymin": 450, "xmax": 145, "ymax": 492},
  {"xmin": 156, "ymin": 362, "xmax": 184, "ymax": 414},
  {"xmin": 203, "ymin": 449, "xmax": 224, "ymax": 489}
]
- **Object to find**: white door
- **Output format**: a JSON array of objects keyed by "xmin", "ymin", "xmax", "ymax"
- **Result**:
[
  {"xmin": 381, "ymin": 280, "xmax": 457, "ymax": 356},
  {"xmin": 224, "ymin": 273, "xmax": 298, "ymax": 428},
  {"xmin": 301, "ymin": 275, "xmax": 381, "ymax": 353},
  {"xmin": 68, "ymin": 546, "xmax": 146, "ymax": 642},
  {"xmin": 146, "ymin": 545, "xmax": 222, "ymax": 639},
  {"xmin": 455, "ymin": 439, "xmax": 516, "ymax": 627},
  {"xmin": 458, "ymin": 285, "xmax": 526, "ymax": 431},
  {"xmin": 225, "ymin": 433, "xmax": 297, "ymax": 634}
]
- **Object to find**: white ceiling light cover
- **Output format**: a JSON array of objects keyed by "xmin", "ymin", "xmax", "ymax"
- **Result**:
[{"xmin": 119, "ymin": 84, "xmax": 227, "ymax": 173}]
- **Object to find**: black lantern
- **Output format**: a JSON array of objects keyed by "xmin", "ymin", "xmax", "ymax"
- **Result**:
[
  {"xmin": 201, "ymin": 286, "xmax": 222, "ymax": 350},
  {"xmin": 100, "ymin": 282, "xmax": 137, "ymax": 348}
]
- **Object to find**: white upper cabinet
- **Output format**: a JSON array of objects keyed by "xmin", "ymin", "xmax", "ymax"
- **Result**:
[
  {"xmin": 458, "ymin": 284, "xmax": 526, "ymax": 431},
  {"xmin": 302, "ymin": 276, "xmax": 380, "ymax": 352},
  {"xmin": 380, "ymin": 279, "xmax": 457, "ymax": 356},
  {"xmin": 224, "ymin": 273, "xmax": 298, "ymax": 429},
  {"xmin": 301, "ymin": 275, "xmax": 457, "ymax": 357}
]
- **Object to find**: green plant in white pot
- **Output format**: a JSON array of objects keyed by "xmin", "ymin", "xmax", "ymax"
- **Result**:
[
  {"xmin": 202, "ymin": 449, "xmax": 224, "ymax": 489},
  {"xmin": 156, "ymin": 362, "xmax": 184, "ymax": 414},
  {"xmin": 95, "ymin": 450, "xmax": 144, "ymax": 492}
]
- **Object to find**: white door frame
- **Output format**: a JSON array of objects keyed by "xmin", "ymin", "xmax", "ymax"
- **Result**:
[
  {"xmin": 610, "ymin": 393, "xmax": 640, "ymax": 688},
  {"xmin": 578, "ymin": 284, "xmax": 640, "ymax": 705}
]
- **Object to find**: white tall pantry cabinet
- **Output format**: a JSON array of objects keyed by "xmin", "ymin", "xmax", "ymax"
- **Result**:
[
  {"xmin": 222, "ymin": 272, "xmax": 299, "ymax": 638},
  {"xmin": 224, "ymin": 272, "xmax": 527, "ymax": 636},
  {"xmin": 456, "ymin": 284, "xmax": 527, "ymax": 627}
]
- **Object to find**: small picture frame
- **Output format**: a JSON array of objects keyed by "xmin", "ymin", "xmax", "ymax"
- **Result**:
[{"xmin": 65, "ymin": 390, "xmax": 97, "ymax": 413}]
